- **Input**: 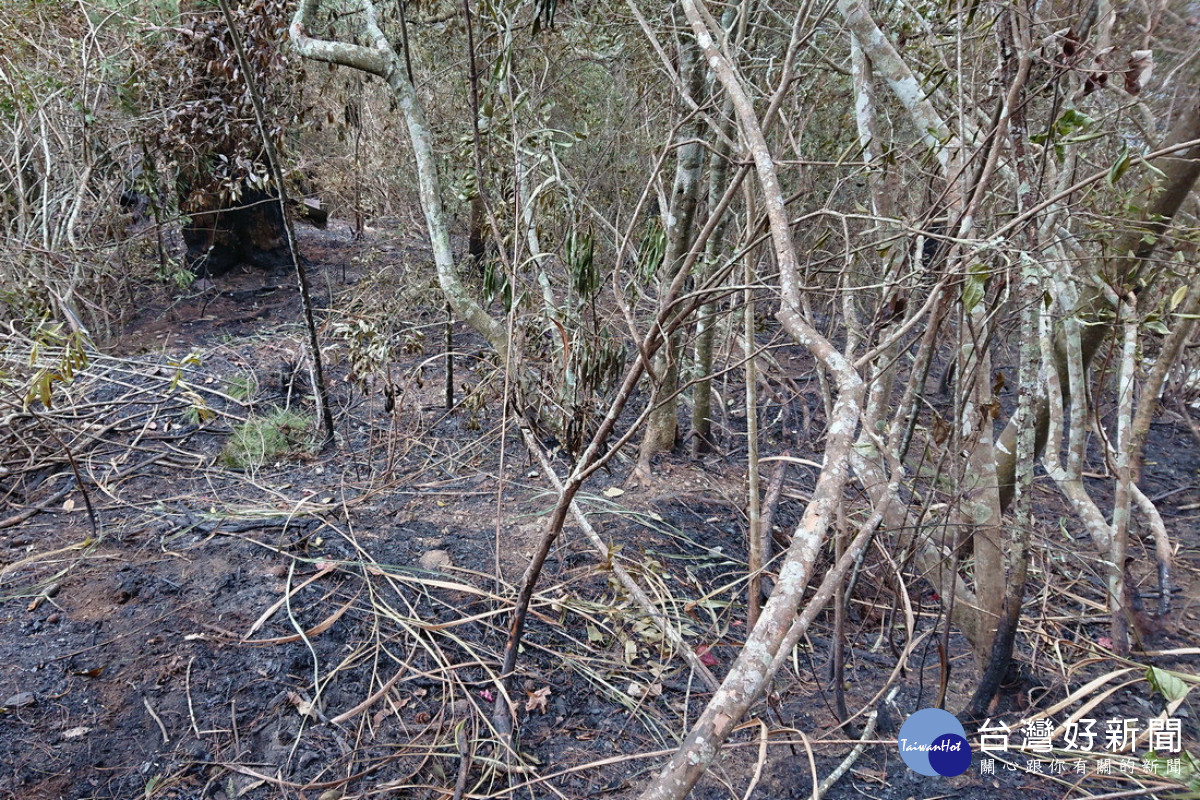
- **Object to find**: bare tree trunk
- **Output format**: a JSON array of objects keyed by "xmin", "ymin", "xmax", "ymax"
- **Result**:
[
  {"xmin": 638, "ymin": 31, "xmax": 708, "ymax": 473},
  {"xmin": 995, "ymin": 90, "xmax": 1200, "ymax": 510},
  {"xmin": 1109, "ymin": 301, "xmax": 1138, "ymax": 654},
  {"xmin": 965, "ymin": 15, "xmax": 1038, "ymax": 707},
  {"xmin": 836, "ymin": 0, "xmax": 1012, "ymax": 662},
  {"xmin": 636, "ymin": 2, "xmax": 864, "ymax": 796},
  {"xmin": 689, "ymin": 104, "xmax": 735, "ymax": 456},
  {"xmin": 689, "ymin": 5, "xmax": 741, "ymax": 457},
  {"xmin": 289, "ymin": 0, "xmax": 508, "ymax": 361}
]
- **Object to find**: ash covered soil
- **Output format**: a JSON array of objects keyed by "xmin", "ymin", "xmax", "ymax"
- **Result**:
[{"xmin": 2, "ymin": 221, "xmax": 1198, "ymax": 800}]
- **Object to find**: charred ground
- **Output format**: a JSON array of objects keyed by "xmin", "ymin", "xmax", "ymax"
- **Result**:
[{"xmin": 1, "ymin": 222, "xmax": 1198, "ymax": 800}]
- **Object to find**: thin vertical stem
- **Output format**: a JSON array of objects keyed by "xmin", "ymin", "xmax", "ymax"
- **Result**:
[
  {"xmin": 1110, "ymin": 297, "xmax": 1138, "ymax": 654},
  {"xmin": 218, "ymin": 0, "xmax": 334, "ymax": 445},
  {"xmin": 445, "ymin": 301, "xmax": 454, "ymax": 410},
  {"xmin": 745, "ymin": 234, "xmax": 761, "ymax": 628}
]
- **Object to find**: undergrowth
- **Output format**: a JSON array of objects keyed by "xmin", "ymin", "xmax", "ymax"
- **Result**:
[{"xmin": 219, "ymin": 408, "xmax": 316, "ymax": 470}]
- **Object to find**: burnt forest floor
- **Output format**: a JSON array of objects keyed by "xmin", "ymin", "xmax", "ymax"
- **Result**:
[{"xmin": 1, "ymin": 219, "xmax": 1199, "ymax": 800}]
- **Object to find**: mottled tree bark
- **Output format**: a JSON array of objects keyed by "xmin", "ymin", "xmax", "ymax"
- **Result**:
[
  {"xmin": 994, "ymin": 91, "xmax": 1200, "ymax": 511},
  {"xmin": 638, "ymin": 32, "xmax": 708, "ymax": 472},
  {"xmin": 636, "ymin": 2, "xmax": 864, "ymax": 797},
  {"xmin": 289, "ymin": 0, "xmax": 508, "ymax": 361}
]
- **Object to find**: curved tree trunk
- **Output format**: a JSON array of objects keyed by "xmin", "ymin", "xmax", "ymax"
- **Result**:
[
  {"xmin": 636, "ymin": 2, "xmax": 865, "ymax": 796},
  {"xmin": 994, "ymin": 90, "xmax": 1200, "ymax": 511},
  {"xmin": 289, "ymin": 0, "xmax": 508, "ymax": 361}
]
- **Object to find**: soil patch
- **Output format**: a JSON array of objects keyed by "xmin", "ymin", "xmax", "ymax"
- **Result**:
[{"xmin": 2, "ymin": 222, "xmax": 1197, "ymax": 800}]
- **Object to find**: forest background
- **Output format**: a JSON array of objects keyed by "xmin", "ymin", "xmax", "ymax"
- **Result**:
[{"xmin": 2, "ymin": 0, "xmax": 1200, "ymax": 797}]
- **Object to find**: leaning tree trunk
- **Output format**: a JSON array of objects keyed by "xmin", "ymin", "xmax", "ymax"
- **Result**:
[
  {"xmin": 994, "ymin": 89, "xmax": 1200, "ymax": 511},
  {"xmin": 636, "ymin": 2, "xmax": 866, "ymax": 796},
  {"xmin": 218, "ymin": 0, "xmax": 335, "ymax": 443},
  {"xmin": 289, "ymin": 0, "xmax": 508, "ymax": 361}
]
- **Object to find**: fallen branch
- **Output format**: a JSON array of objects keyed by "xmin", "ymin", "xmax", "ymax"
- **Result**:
[
  {"xmin": 635, "ymin": 3, "xmax": 866, "ymax": 796},
  {"xmin": 516, "ymin": 421, "xmax": 721, "ymax": 692},
  {"xmin": 815, "ymin": 695, "xmax": 884, "ymax": 798},
  {"xmin": 0, "ymin": 481, "xmax": 75, "ymax": 529}
]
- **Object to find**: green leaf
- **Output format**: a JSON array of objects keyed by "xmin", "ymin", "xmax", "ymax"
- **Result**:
[
  {"xmin": 637, "ymin": 220, "xmax": 666, "ymax": 280},
  {"xmin": 1170, "ymin": 283, "xmax": 1190, "ymax": 311},
  {"xmin": 1062, "ymin": 130, "xmax": 1106, "ymax": 146},
  {"xmin": 1145, "ymin": 319, "xmax": 1170, "ymax": 335},
  {"xmin": 1146, "ymin": 666, "xmax": 1191, "ymax": 703},
  {"xmin": 1056, "ymin": 108, "xmax": 1094, "ymax": 135},
  {"xmin": 1142, "ymin": 749, "xmax": 1200, "ymax": 791},
  {"xmin": 39, "ymin": 372, "xmax": 53, "ymax": 408},
  {"xmin": 1109, "ymin": 142, "xmax": 1132, "ymax": 185},
  {"xmin": 962, "ymin": 263, "xmax": 989, "ymax": 312},
  {"xmin": 565, "ymin": 227, "xmax": 598, "ymax": 298}
]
